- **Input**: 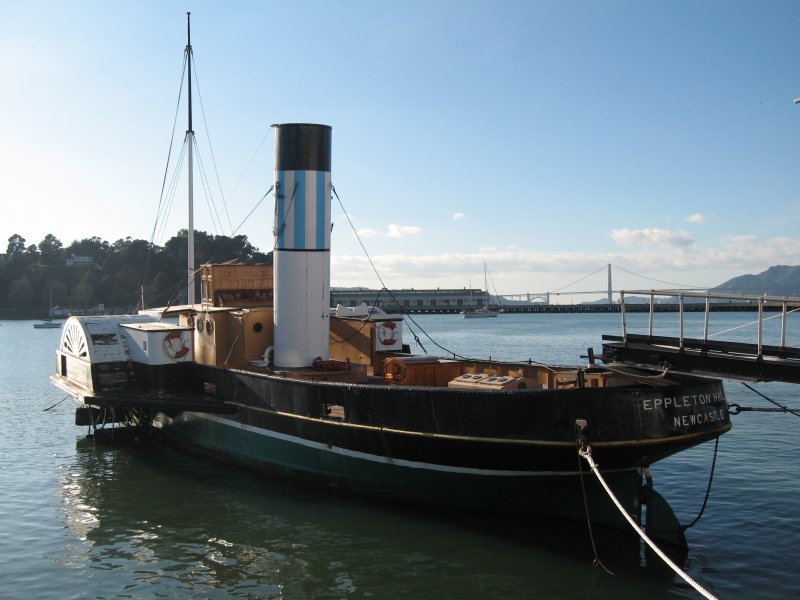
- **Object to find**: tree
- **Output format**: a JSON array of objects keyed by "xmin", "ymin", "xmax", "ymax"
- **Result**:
[
  {"xmin": 6, "ymin": 234, "xmax": 26, "ymax": 258},
  {"xmin": 0, "ymin": 229, "xmax": 269, "ymax": 312},
  {"xmin": 65, "ymin": 237, "xmax": 110, "ymax": 263},
  {"xmin": 38, "ymin": 234, "xmax": 64, "ymax": 267}
]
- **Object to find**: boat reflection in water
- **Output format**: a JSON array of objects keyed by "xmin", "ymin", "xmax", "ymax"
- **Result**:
[{"xmin": 57, "ymin": 437, "xmax": 690, "ymax": 598}]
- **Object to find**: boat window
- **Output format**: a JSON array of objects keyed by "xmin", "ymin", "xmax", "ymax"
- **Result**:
[
  {"xmin": 206, "ymin": 320, "xmax": 214, "ymax": 335},
  {"xmin": 252, "ymin": 322, "xmax": 263, "ymax": 333}
]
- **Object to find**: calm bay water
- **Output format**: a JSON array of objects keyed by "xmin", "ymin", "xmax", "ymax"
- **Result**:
[{"xmin": 1, "ymin": 312, "xmax": 798, "ymax": 599}]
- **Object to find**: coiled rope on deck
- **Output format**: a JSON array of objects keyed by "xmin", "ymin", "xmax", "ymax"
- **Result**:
[{"xmin": 577, "ymin": 445, "xmax": 719, "ymax": 600}]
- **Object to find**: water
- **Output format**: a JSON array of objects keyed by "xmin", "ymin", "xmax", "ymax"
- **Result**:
[{"xmin": 1, "ymin": 314, "xmax": 799, "ymax": 599}]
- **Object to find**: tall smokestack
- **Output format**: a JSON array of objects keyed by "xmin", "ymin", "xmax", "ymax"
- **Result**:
[{"xmin": 272, "ymin": 124, "xmax": 332, "ymax": 368}]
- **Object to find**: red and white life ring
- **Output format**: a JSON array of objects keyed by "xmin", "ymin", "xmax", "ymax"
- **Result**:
[
  {"xmin": 376, "ymin": 321, "xmax": 398, "ymax": 346},
  {"xmin": 163, "ymin": 331, "xmax": 190, "ymax": 359}
]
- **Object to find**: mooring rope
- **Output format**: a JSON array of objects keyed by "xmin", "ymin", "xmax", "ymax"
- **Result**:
[
  {"xmin": 682, "ymin": 437, "xmax": 719, "ymax": 531},
  {"xmin": 576, "ymin": 452, "xmax": 614, "ymax": 574},
  {"xmin": 577, "ymin": 445, "xmax": 719, "ymax": 600},
  {"xmin": 43, "ymin": 396, "xmax": 70, "ymax": 412}
]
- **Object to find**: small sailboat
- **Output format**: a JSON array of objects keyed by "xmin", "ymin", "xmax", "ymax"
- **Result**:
[
  {"xmin": 33, "ymin": 289, "xmax": 61, "ymax": 329},
  {"xmin": 461, "ymin": 263, "xmax": 498, "ymax": 318}
]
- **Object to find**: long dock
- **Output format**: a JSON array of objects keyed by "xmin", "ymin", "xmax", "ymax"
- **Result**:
[{"xmin": 397, "ymin": 302, "xmax": 787, "ymax": 315}]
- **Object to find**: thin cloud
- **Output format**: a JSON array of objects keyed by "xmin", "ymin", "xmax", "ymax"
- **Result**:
[
  {"xmin": 387, "ymin": 224, "xmax": 423, "ymax": 238},
  {"xmin": 332, "ymin": 234, "xmax": 800, "ymax": 291},
  {"xmin": 686, "ymin": 213, "xmax": 706, "ymax": 224},
  {"xmin": 610, "ymin": 228, "xmax": 694, "ymax": 248},
  {"xmin": 355, "ymin": 224, "xmax": 423, "ymax": 239},
  {"xmin": 452, "ymin": 212, "xmax": 465, "ymax": 220}
]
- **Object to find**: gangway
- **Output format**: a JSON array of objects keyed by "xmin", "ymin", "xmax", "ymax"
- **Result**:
[{"xmin": 601, "ymin": 290, "xmax": 800, "ymax": 384}]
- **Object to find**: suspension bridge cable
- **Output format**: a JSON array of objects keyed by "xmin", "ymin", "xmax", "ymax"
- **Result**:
[
  {"xmin": 611, "ymin": 264, "xmax": 706, "ymax": 290},
  {"xmin": 551, "ymin": 265, "xmax": 608, "ymax": 293}
]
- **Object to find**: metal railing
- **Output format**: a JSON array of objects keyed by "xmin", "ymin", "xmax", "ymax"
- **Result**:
[{"xmin": 619, "ymin": 290, "xmax": 800, "ymax": 359}]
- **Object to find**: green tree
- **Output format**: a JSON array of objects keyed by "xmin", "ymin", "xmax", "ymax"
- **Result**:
[
  {"xmin": 38, "ymin": 234, "xmax": 64, "ymax": 267},
  {"xmin": 65, "ymin": 237, "xmax": 110, "ymax": 264},
  {"xmin": 6, "ymin": 234, "xmax": 26, "ymax": 258}
]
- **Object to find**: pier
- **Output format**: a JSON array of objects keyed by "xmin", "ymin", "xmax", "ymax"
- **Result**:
[{"xmin": 392, "ymin": 302, "xmax": 785, "ymax": 315}]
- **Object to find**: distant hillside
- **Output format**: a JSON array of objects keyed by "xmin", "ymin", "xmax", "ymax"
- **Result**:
[{"xmin": 711, "ymin": 265, "xmax": 800, "ymax": 297}]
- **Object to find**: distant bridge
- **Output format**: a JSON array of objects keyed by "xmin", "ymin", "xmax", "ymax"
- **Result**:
[{"xmin": 499, "ymin": 264, "xmax": 708, "ymax": 305}]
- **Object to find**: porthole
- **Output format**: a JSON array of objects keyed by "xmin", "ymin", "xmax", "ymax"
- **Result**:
[
  {"xmin": 206, "ymin": 320, "xmax": 214, "ymax": 335},
  {"xmin": 252, "ymin": 322, "xmax": 263, "ymax": 333},
  {"xmin": 196, "ymin": 319, "xmax": 204, "ymax": 333},
  {"xmin": 187, "ymin": 315, "xmax": 195, "ymax": 327}
]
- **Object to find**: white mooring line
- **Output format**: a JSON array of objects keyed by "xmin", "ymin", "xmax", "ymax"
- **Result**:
[{"xmin": 578, "ymin": 445, "xmax": 719, "ymax": 600}]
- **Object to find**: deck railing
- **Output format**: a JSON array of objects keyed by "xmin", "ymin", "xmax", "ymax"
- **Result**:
[{"xmin": 619, "ymin": 290, "xmax": 800, "ymax": 359}]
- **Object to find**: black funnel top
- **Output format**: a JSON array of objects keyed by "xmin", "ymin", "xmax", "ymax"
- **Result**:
[{"xmin": 273, "ymin": 123, "xmax": 331, "ymax": 172}]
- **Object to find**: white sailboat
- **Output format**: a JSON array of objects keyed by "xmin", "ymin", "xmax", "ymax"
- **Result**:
[
  {"xmin": 461, "ymin": 263, "xmax": 498, "ymax": 318},
  {"xmin": 33, "ymin": 289, "xmax": 61, "ymax": 329}
]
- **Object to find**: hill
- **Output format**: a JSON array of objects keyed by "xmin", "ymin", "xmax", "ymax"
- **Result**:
[{"xmin": 711, "ymin": 265, "xmax": 800, "ymax": 297}]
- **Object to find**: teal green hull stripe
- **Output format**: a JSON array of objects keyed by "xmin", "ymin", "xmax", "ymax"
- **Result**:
[{"xmin": 160, "ymin": 413, "xmax": 643, "ymax": 528}]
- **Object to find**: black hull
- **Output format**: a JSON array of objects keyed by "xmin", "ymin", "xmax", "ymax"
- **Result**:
[{"xmin": 181, "ymin": 363, "xmax": 730, "ymax": 473}]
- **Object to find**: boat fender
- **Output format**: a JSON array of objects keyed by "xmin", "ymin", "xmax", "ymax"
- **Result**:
[{"xmin": 163, "ymin": 331, "xmax": 190, "ymax": 359}]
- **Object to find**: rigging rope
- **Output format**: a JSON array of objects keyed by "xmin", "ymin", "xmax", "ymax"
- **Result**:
[
  {"xmin": 190, "ymin": 56, "xmax": 234, "ymax": 234},
  {"xmin": 331, "ymin": 186, "xmax": 470, "ymax": 359},
  {"xmin": 577, "ymin": 445, "xmax": 719, "ymax": 600},
  {"xmin": 138, "ymin": 54, "xmax": 188, "ymax": 305},
  {"xmin": 193, "ymin": 135, "xmax": 224, "ymax": 235},
  {"xmin": 150, "ymin": 53, "xmax": 188, "ymax": 247},
  {"xmin": 229, "ymin": 127, "xmax": 271, "ymax": 201},
  {"xmin": 328, "ymin": 185, "xmax": 577, "ymax": 366}
]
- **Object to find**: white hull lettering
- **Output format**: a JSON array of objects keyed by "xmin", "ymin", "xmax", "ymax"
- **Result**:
[
  {"xmin": 642, "ymin": 392, "xmax": 726, "ymax": 412},
  {"xmin": 672, "ymin": 408, "xmax": 728, "ymax": 428}
]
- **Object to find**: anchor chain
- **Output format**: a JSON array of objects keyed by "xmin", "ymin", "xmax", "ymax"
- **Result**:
[
  {"xmin": 735, "ymin": 382, "xmax": 800, "ymax": 418},
  {"xmin": 728, "ymin": 404, "xmax": 790, "ymax": 415}
]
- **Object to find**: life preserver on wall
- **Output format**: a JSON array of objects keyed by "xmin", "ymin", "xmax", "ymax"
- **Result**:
[
  {"xmin": 376, "ymin": 321, "xmax": 398, "ymax": 346},
  {"xmin": 163, "ymin": 331, "xmax": 190, "ymax": 359}
]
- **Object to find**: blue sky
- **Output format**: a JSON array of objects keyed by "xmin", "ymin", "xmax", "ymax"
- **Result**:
[{"xmin": 1, "ymin": 1, "xmax": 798, "ymax": 299}]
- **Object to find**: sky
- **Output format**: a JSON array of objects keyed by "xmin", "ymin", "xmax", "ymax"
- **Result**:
[{"xmin": 1, "ymin": 0, "xmax": 799, "ymax": 300}]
